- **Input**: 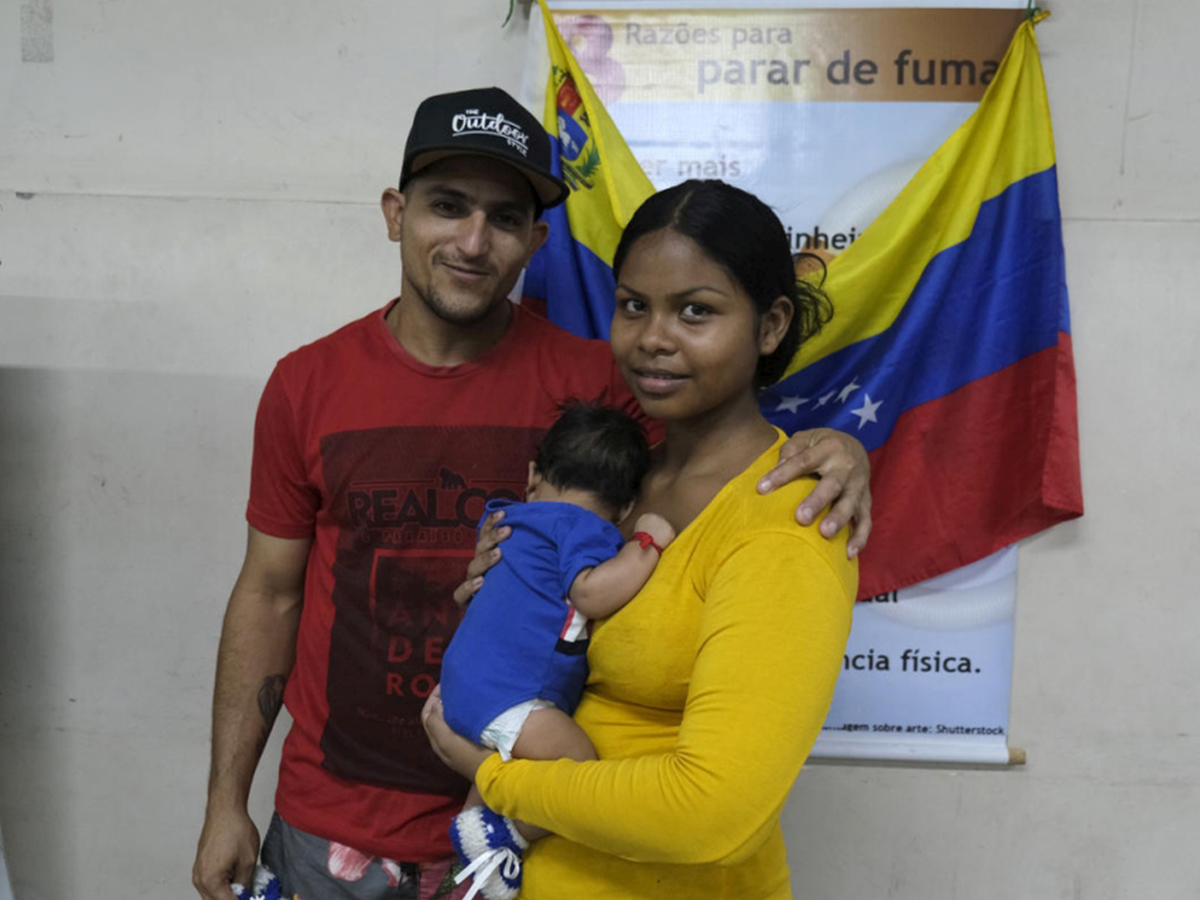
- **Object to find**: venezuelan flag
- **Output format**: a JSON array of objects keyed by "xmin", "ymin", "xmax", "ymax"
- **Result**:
[
  {"xmin": 761, "ymin": 16, "xmax": 1083, "ymax": 597},
  {"xmin": 521, "ymin": 0, "xmax": 654, "ymax": 339}
]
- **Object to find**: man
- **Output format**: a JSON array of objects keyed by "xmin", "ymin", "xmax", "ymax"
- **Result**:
[{"xmin": 193, "ymin": 86, "xmax": 871, "ymax": 900}]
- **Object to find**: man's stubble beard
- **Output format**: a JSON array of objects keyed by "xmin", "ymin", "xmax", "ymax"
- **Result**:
[
  {"xmin": 403, "ymin": 245, "xmax": 511, "ymax": 328},
  {"xmin": 413, "ymin": 279, "xmax": 509, "ymax": 328}
]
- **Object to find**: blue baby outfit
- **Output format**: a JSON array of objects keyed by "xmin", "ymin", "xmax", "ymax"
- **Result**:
[{"xmin": 440, "ymin": 498, "xmax": 624, "ymax": 744}]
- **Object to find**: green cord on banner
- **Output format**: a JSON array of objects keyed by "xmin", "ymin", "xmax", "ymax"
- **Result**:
[
  {"xmin": 504, "ymin": 0, "xmax": 515, "ymax": 26},
  {"xmin": 1026, "ymin": 0, "xmax": 1041, "ymax": 20}
]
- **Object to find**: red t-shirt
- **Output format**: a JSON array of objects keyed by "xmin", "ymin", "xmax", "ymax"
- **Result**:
[{"xmin": 247, "ymin": 301, "xmax": 651, "ymax": 862}]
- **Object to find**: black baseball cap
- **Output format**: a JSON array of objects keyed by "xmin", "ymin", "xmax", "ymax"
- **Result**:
[{"xmin": 399, "ymin": 86, "xmax": 570, "ymax": 210}]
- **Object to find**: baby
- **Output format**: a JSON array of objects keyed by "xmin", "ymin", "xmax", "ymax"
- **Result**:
[{"xmin": 438, "ymin": 403, "xmax": 674, "ymax": 900}]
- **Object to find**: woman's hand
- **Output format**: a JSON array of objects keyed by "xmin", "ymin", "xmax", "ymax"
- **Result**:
[
  {"xmin": 421, "ymin": 686, "xmax": 492, "ymax": 781},
  {"xmin": 757, "ymin": 427, "xmax": 872, "ymax": 559},
  {"xmin": 452, "ymin": 510, "xmax": 512, "ymax": 607}
]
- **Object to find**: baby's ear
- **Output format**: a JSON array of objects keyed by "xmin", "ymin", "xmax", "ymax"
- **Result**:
[
  {"xmin": 615, "ymin": 500, "xmax": 636, "ymax": 525},
  {"xmin": 525, "ymin": 461, "xmax": 543, "ymax": 499}
]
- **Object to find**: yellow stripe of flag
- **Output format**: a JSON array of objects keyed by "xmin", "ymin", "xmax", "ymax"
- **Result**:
[
  {"xmin": 538, "ymin": 0, "xmax": 654, "ymax": 265},
  {"xmin": 787, "ymin": 18, "xmax": 1058, "ymax": 376}
]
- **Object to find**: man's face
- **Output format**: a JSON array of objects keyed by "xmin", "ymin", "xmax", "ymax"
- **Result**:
[{"xmin": 383, "ymin": 156, "xmax": 549, "ymax": 327}]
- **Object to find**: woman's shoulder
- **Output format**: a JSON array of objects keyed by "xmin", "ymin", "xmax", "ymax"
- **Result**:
[
  {"xmin": 708, "ymin": 430, "xmax": 814, "ymax": 526},
  {"xmin": 699, "ymin": 432, "xmax": 854, "ymax": 571}
]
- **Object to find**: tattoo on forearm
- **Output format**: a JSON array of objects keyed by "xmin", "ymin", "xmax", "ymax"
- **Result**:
[
  {"xmin": 254, "ymin": 674, "xmax": 287, "ymax": 758},
  {"xmin": 257, "ymin": 674, "xmax": 286, "ymax": 729}
]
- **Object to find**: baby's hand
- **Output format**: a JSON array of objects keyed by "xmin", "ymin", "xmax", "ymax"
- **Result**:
[{"xmin": 633, "ymin": 513, "xmax": 676, "ymax": 550}]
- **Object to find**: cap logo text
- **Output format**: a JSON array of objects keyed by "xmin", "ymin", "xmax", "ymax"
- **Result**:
[{"xmin": 451, "ymin": 108, "xmax": 531, "ymax": 157}]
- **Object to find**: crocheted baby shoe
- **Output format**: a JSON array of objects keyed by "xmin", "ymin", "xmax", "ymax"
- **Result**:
[
  {"xmin": 450, "ymin": 806, "xmax": 529, "ymax": 900},
  {"xmin": 230, "ymin": 864, "xmax": 282, "ymax": 900}
]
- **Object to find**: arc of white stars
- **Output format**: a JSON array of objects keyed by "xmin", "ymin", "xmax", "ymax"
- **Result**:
[
  {"xmin": 850, "ymin": 394, "xmax": 882, "ymax": 430},
  {"xmin": 837, "ymin": 377, "xmax": 862, "ymax": 403},
  {"xmin": 775, "ymin": 395, "xmax": 809, "ymax": 414}
]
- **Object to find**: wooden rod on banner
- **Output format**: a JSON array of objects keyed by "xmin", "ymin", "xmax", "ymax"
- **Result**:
[{"xmin": 808, "ymin": 743, "xmax": 1028, "ymax": 769}]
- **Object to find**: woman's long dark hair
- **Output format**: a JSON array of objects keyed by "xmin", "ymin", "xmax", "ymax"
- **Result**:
[{"xmin": 612, "ymin": 180, "xmax": 832, "ymax": 389}]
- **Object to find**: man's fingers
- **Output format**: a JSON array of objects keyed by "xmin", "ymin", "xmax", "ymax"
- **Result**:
[
  {"xmin": 193, "ymin": 810, "xmax": 260, "ymax": 900},
  {"xmin": 192, "ymin": 872, "xmax": 216, "ymax": 900},
  {"xmin": 846, "ymin": 508, "xmax": 872, "ymax": 559},
  {"xmin": 232, "ymin": 859, "xmax": 256, "ymax": 896},
  {"xmin": 817, "ymin": 491, "xmax": 858, "ymax": 538},
  {"xmin": 807, "ymin": 479, "xmax": 872, "ymax": 558},
  {"xmin": 193, "ymin": 867, "xmax": 239, "ymax": 900},
  {"xmin": 760, "ymin": 427, "xmax": 873, "ymax": 558},
  {"xmin": 794, "ymin": 471, "xmax": 846, "ymax": 526},
  {"xmin": 844, "ymin": 481, "xmax": 873, "ymax": 557},
  {"xmin": 757, "ymin": 448, "xmax": 818, "ymax": 495}
]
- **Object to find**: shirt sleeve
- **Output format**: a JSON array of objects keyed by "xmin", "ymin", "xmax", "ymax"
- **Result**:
[
  {"xmin": 245, "ymin": 365, "xmax": 320, "ymax": 539},
  {"xmin": 555, "ymin": 514, "xmax": 624, "ymax": 597},
  {"xmin": 475, "ymin": 532, "xmax": 855, "ymax": 866}
]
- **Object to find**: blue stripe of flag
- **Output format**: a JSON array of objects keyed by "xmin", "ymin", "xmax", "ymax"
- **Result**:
[
  {"xmin": 762, "ymin": 165, "xmax": 1069, "ymax": 452},
  {"xmin": 523, "ymin": 135, "xmax": 619, "ymax": 340}
]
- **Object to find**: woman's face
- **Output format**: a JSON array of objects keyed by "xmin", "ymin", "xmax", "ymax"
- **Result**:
[{"xmin": 609, "ymin": 228, "xmax": 790, "ymax": 424}]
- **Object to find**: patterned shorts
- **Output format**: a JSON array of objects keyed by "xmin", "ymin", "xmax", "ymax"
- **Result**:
[{"xmin": 261, "ymin": 812, "xmax": 470, "ymax": 900}]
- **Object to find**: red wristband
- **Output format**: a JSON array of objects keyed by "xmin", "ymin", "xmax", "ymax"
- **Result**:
[{"xmin": 632, "ymin": 531, "xmax": 665, "ymax": 554}]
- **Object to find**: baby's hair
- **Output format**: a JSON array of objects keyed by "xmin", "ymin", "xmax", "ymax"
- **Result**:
[{"xmin": 535, "ymin": 402, "xmax": 651, "ymax": 514}]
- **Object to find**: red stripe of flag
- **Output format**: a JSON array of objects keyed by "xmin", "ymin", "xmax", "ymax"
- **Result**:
[{"xmin": 858, "ymin": 332, "xmax": 1082, "ymax": 599}]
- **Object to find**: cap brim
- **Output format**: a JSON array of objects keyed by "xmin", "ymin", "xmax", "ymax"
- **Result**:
[{"xmin": 404, "ymin": 148, "xmax": 570, "ymax": 209}]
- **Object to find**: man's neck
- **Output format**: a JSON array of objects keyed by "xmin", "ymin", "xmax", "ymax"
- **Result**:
[{"xmin": 385, "ymin": 294, "xmax": 514, "ymax": 367}]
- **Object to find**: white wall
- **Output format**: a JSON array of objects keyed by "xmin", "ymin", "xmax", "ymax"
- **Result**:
[{"xmin": 1, "ymin": 1, "xmax": 1196, "ymax": 897}]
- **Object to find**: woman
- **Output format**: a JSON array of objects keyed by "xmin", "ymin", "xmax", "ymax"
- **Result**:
[{"xmin": 425, "ymin": 180, "xmax": 858, "ymax": 899}]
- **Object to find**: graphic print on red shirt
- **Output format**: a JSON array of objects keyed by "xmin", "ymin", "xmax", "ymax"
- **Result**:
[{"xmin": 317, "ymin": 424, "xmax": 540, "ymax": 794}]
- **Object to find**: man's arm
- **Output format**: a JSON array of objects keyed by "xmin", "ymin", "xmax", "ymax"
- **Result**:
[
  {"xmin": 193, "ymin": 526, "xmax": 310, "ymax": 900},
  {"xmin": 758, "ymin": 427, "xmax": 872, "ymax": 559},
  {"xmin": 569, "ymin": 514, "xmax": 675, "ymax": 619}
]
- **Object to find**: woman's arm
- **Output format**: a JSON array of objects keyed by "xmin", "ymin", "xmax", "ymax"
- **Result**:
[{"xmin": 474, "ymin": 533, "xmax": 856, "ymax": 866}]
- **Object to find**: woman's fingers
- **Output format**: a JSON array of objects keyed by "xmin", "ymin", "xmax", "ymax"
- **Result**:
[
  {"xmin": 452, "ymin": 576, "xmax": 484, "ymax": 607},
  {"xmin": 476, "ymin": 510, "xmax": 510, "ymax": 553},
  {"xmin": 451, "ymin": 511, "xmax": 511, "ymax": 607}
]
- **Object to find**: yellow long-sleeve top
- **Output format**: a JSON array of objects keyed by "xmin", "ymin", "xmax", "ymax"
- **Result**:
[{"xmin": 476, "ymin": 431, "xmax": 858, "ymax": 899}]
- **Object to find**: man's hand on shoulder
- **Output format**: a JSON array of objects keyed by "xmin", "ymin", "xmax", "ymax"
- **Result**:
[
  {"xmin": 192, "ymin": 804, "xmax": 259, "ymax": 900},
  {"xmin": 757, "ymin": 427, "xmax": 872, "ymax": 559}
]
